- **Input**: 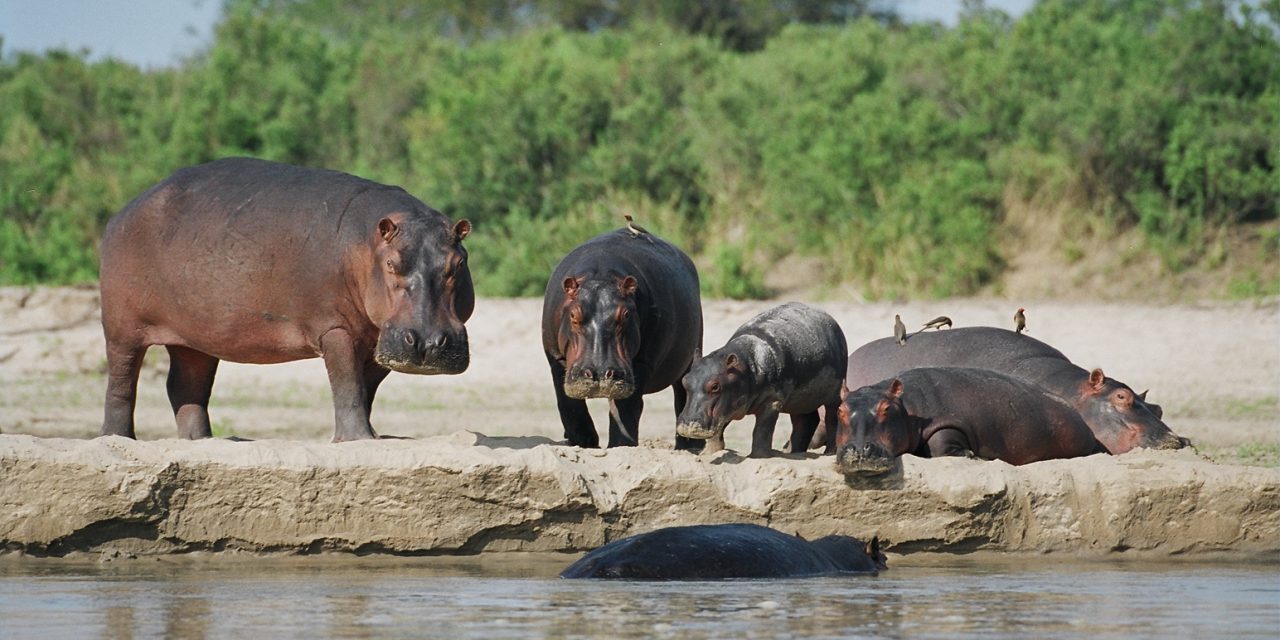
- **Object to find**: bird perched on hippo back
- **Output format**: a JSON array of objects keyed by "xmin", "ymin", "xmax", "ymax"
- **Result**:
[
  {"xmin": 98, "ymin": 157, "xmax": 474, "ymax": 442},
  {"xmin": 676, "ymin": 303, "xmax": 847, "ymax": 458},
  {"xmin": 894, "ymin": 314, "xmax": 907, "ymax": 346},
  {"xmin": 1014, "ymin": 308, "xmax": 1027, "ymax": 334},
  {"xmin": 541, "ymin": 223, "xmax": 704, "ymax": 450},
  {"xmin": 560, "ymin": 523, "xmax": 885, "ymax": 580},
  {"xmin": 844, "ymin": 327, "xmax": 1188, "ymax": 454},
  {"xmin": 921, "ymin": 316, "xmax": 952, "ymax": 331},
  {"xmin": 836, "ymin": 367, "xmax": 1105, "ymax": 476}
]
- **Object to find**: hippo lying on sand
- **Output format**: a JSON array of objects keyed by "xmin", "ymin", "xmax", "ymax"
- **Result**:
[
  {"xmin": 676, "ymin": 303, "xmax": 847, "ymax": 457},
  {"xmin": 99, "ymin": 158, "xmax": 473, "ymax": 442},
  {"xmin": 542, "ymin": 226, "xmax": 704, "ymax": 450},
  {"xmin": 836, "ymin": 367, "xmax": 1105, "ymax": 476},
  {"xmin": 842, "ymin": 327, "xmax": 1187, "ymax": 453},
  {"xmin": 560, "ymin": 523, "xmax": 885, "ymax": 580}
]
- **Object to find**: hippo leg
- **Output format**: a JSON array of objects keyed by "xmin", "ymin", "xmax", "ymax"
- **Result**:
[
  {"xmin": 820, "ymin": 400, "xmax": 839, "ymax": 454},
  {"xmin": 750, "ymin": 408, "xmax": 780, "ymax": 458},
  {"xmin": 165, "ymin": 346, "xmax": 219, "ymax": 439},
  {"xmin": 361, "ymin": 360, "xmax": 392, "ymax": 420},
  {"xmin": 788, "ymin": 411, "xmax": 820, "ymax": 455},
  {"xmin": 925, "ymin": 428, "xmax": 975, "ymax": 458},
  {"xmin": 548, "ymin": 355, "xmax": 597, "ymax": 447},
  {"xmin": 101, "ymin": 341, "xmax": 146, "ymax": 439},
  {"xmin": 320, "ymin": 329, "xmax": 378, "ymax": 442}
]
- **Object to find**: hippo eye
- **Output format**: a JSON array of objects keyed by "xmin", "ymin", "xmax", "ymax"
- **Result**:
[{"xmin": 708, "ymin": 381, "xmax": 721, "ymax": 394}]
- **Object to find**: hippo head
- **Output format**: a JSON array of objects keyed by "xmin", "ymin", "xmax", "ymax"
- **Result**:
[
  {"xmin": 676, "ymin": 352, "xmax": 752, "ymax": 440},
  {"xmin": 808, "ymin": 534, "xmax": 888, "ymax": 573},
  {"xmin": 557, "ymin": 274, "xmax": 641, "ymax": 400},
  {"xmin": 366, "ymin": 214, "xmax": 474, "ymax": 375},
  {"xmin": 835, "ymin": 380, "xmax": 915, "ymax": 476},
  {"xmin": 1076, "ymin": 368, "xmax": 1189, "ymax": 453}
]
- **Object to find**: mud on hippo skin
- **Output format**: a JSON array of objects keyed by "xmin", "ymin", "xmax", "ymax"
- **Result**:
[
  {"xmin": 676, "ymin": 302, "xmax": 847, "ymax": 458},
  {"xmin": 841, "ymin": 327, "xmax": 1188, "ymax": 454}
]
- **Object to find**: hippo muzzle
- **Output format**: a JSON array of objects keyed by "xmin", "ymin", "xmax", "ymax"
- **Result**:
[
  {"xmin": 836, "ymin": 442, "xmax": 897, "ymax": 476},
  {"xmin": 675, "ymin": 420, "xmax": 721, "ymax": 440},
  {"xmin": 375, "ymin": 325, "xmax": 470, "ymax": 375},
  {"xmin": 563, "ymin": 366, "xmax": 635, "ymax": 400}
]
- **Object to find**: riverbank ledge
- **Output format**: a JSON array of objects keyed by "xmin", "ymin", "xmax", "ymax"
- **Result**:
[{"xmin": 2, "ymin": 434, "xmax": 1276, "ymax": 557}]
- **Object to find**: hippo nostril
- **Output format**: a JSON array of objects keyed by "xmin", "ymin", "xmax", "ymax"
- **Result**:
[
  {"xmin": 581, "ymin": 368, "xmax": 595, "ymax": 381},
  {"xmin": 603, "ymin": 369, "xmax": 615, "ymax": 380},
  {"xmin": 863, "ymin": 444, "xmax": 871, "ymax": 453},
  {"xmin": 432, "ymin": 333, "xmax": 448, "ymax": 349},
  {"xmin": 403, "ymin": 331, "xmax": 417, "ymax": 347}
]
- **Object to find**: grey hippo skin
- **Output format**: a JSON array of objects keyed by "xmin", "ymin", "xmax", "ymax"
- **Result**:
[
  {"xmin": 559, "ymin": 523, "xmax": 885, "ymax": 580},
  {"xmin": 677, "ymin": 302, "xmax": 847, "ymax": 458},
  {"xmin": 839, "ymin": 327, "xmax": 1187, "ymax": 454},
  {"xmin": 541, "ymin": 227, "xmax": 704, "ymax": 450},
  {"xmin": 836, "ymin": 367, "xmax": 1106, "ymax": 476},
  {"xmin": 99, "ymin": 158, "xmax": 473, "ymax": 442}
]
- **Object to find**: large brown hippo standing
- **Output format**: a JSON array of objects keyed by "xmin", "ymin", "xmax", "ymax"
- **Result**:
[
  {"xmin": 99, "ymin": 157, "xmax": 473, "ymax": 442},
  {"xmin": 842, "ymin": 327, "xmax": 1187, "ymax": 454},
  {"xmin": 836, "ymin": 367, "xmax": 1105, "ymax": 475},
  {"xmin": 541, "ymin": 227, "xmax": 703, "ymax": 450}
]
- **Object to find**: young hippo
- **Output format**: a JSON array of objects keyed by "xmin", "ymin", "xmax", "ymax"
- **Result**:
[
  {"xmin": 677, "ymin": 302, "xmax": 847, "ymax": 458},
  {"xmin": 836, "ymin": 367, "xmax": 1105, "ymax": 476}
]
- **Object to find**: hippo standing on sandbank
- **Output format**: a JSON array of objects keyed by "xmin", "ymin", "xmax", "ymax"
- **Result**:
[
  {"xmin": 836, "ymin": 367, "xmax": 1105, "ymax": 475},
  {"xmin": 841, "ymin": 327, "xmax": 1187, "ymax": 454},
  {"xmin": 676, "ymin": 302, "xmax": 847, "ymax": 458},
  {"xmin": 99, "ymin": 158, "xmax": 474, "ymax": 442},
  {"xmin": 541, "ymin": 226, "xmax": 703, "ymax": 450},
  {"xmin": 560, "ymin": 523, "xmax": 885, "ymax": 580}
]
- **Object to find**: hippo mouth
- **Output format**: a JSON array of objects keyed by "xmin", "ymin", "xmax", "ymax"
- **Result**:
[
  {"xmin": 375, "ymin": 344, "xmax": 470, "ymax": 375},
  {"xmin": 564, "ymin": 378, "xmax": 635, "ymax": 400},
  {"xmin": 675, "ymin": 421, "xmax": 720, "ymax": 440},
  {"xmin": 835, "ymin": 447, "xmax": 897, "ymax": 477}
]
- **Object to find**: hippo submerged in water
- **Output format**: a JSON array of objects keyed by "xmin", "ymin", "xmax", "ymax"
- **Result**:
[
  {"xmin": 841, "ymin": 327, "xmax": 1187, "ymax": 454},
  {"xmin": 836, "ymin": 367, "xmax": 1105, "ymax": 476},
  {"xmin": 560, "ymin": 523, "xmax": 885, "ymax": 580},
  {"xmin": 676, "ymin": 302, "xmax": 847, "ymax": 458},
  {"xmin": 542, "ymin": 226, "xmax": 704, "ymax": 450},
  {"xmin": 99, "ymin": 158, "xmax": 473, "ymax": 442}
]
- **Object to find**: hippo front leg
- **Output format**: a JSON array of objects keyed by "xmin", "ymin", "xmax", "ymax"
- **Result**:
[
  {"xmin": 321, "ymin": 329, "xmax": 378, "ymax": 442},
  {"xmin": 608, "ymin": 392, "xmax": 643, "ymax": 448},
  {"xmin": 750, "ymin": 405, "xmax": 781, "ymax": 458},
  {"xmin": 548, "ymin": 354, "xmax": 597, "ymax": 448},
  {"xmin": 926, "ymin": 428, "xmax": 976, "ymax": 458}
]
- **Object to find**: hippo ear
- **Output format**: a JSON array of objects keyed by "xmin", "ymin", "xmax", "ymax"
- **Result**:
[
  {"xmin": 453, "ymin": 219, "xmax": 471, "ymax": 242},
  {"xmin": 377, "ymin": 217, "xmax": 399, "ymax": 243},
  {"xmin": 618, "ymin": 275, "xmax": 638, "ymax": 297},
  {"xmin": 839, "ymin": 384, "xmax": 849, "ymax": 401},
  {"xmin": 1088, "ymin": 368, "xmax": 1106, "ymax": 391},
  {"xmin": 563, "ymin": 277, "xmax": 581, "ymax": 298},
  {"xmin": 866, "ymin": 536, "xmax": 880, "ymax": 557},
  {"xmin": 724, "ymin": 353, "xmax": 739, "ymax": 370},
  {"xmin": 1137, "ymin": 390, "xmax": 1148, "ymax": 401},
  {"xmin": 887, "ymin": 379, "xmax": 903, "ymax": 399}
]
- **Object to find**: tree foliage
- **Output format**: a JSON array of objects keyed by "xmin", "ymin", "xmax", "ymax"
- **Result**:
[{"xmin": 0, "ymin": 0, "xmax": 1275, "ymax": 296}]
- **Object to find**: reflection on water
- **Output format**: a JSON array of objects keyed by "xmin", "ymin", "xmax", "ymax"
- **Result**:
[{"xmin": 1, "ymin": 555, "xmax": 1277, "ymax": 639}]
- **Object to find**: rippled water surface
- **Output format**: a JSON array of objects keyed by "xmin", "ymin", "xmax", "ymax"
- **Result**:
[{"xmin": 1, "ymin": 555, "xmax": 1277, "ymax": 639}]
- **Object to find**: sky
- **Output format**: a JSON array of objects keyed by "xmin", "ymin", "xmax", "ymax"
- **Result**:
[{"xmin": 0, "ymin": 0, "xmax": 1037, "ymax": 69}]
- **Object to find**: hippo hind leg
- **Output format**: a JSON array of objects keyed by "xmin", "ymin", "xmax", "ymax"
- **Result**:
[
  {"xmin": 788, "ymin": 410, "xmax": 820, "ymax": 455},
  {"xmin": 101, "ymin": 340, "xmax": 146, "ymax": 439},
  {"xmin": 165, "ymin": 346, "xmax": 219, "ymax": 439}
]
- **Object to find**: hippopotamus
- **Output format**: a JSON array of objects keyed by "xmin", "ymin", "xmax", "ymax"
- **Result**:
[
  {"xmin": 676, "ymin": 302, "xmax": 847, "ymax": 458},
  {"xmin": 836, "ymin": 367, "xmax": 1105, "ymax": 475},
  {"xmin": 559, "ymin": 523, "xmax": 885, "ymax": 580},
  {"xmin": 99, "ymin": 157, "xmax": 473, "ymax": 442},
  {"xmin": 840, "ymin": 327, "xmax": 1187, "ymax": 454},
  {"xmin": 541, "ymin": 227, "xmax": 703, "ymax": 449}
]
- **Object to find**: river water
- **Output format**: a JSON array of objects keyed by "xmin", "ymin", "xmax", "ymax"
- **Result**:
[{"xmin": 1, "ymin": 554, "xmax": 1276, "ymax": 639}]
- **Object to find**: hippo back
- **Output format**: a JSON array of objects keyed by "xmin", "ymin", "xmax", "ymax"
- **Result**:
[
  {"xmin": 559, "ymin": 523, "xmax": 878, "ymax": 580},
  {"xmin": 732, "ymin": 302, "xmax": 847, "ymax": 411},
  {"xmin": 846, "ymin": 327, "xmax": 1078, "ymax": 391}
]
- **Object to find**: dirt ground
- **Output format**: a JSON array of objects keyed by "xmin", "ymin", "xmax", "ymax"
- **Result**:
[{"xmin": 1, "ymin": 286, "xmax": 1276, "ymax": 464}]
